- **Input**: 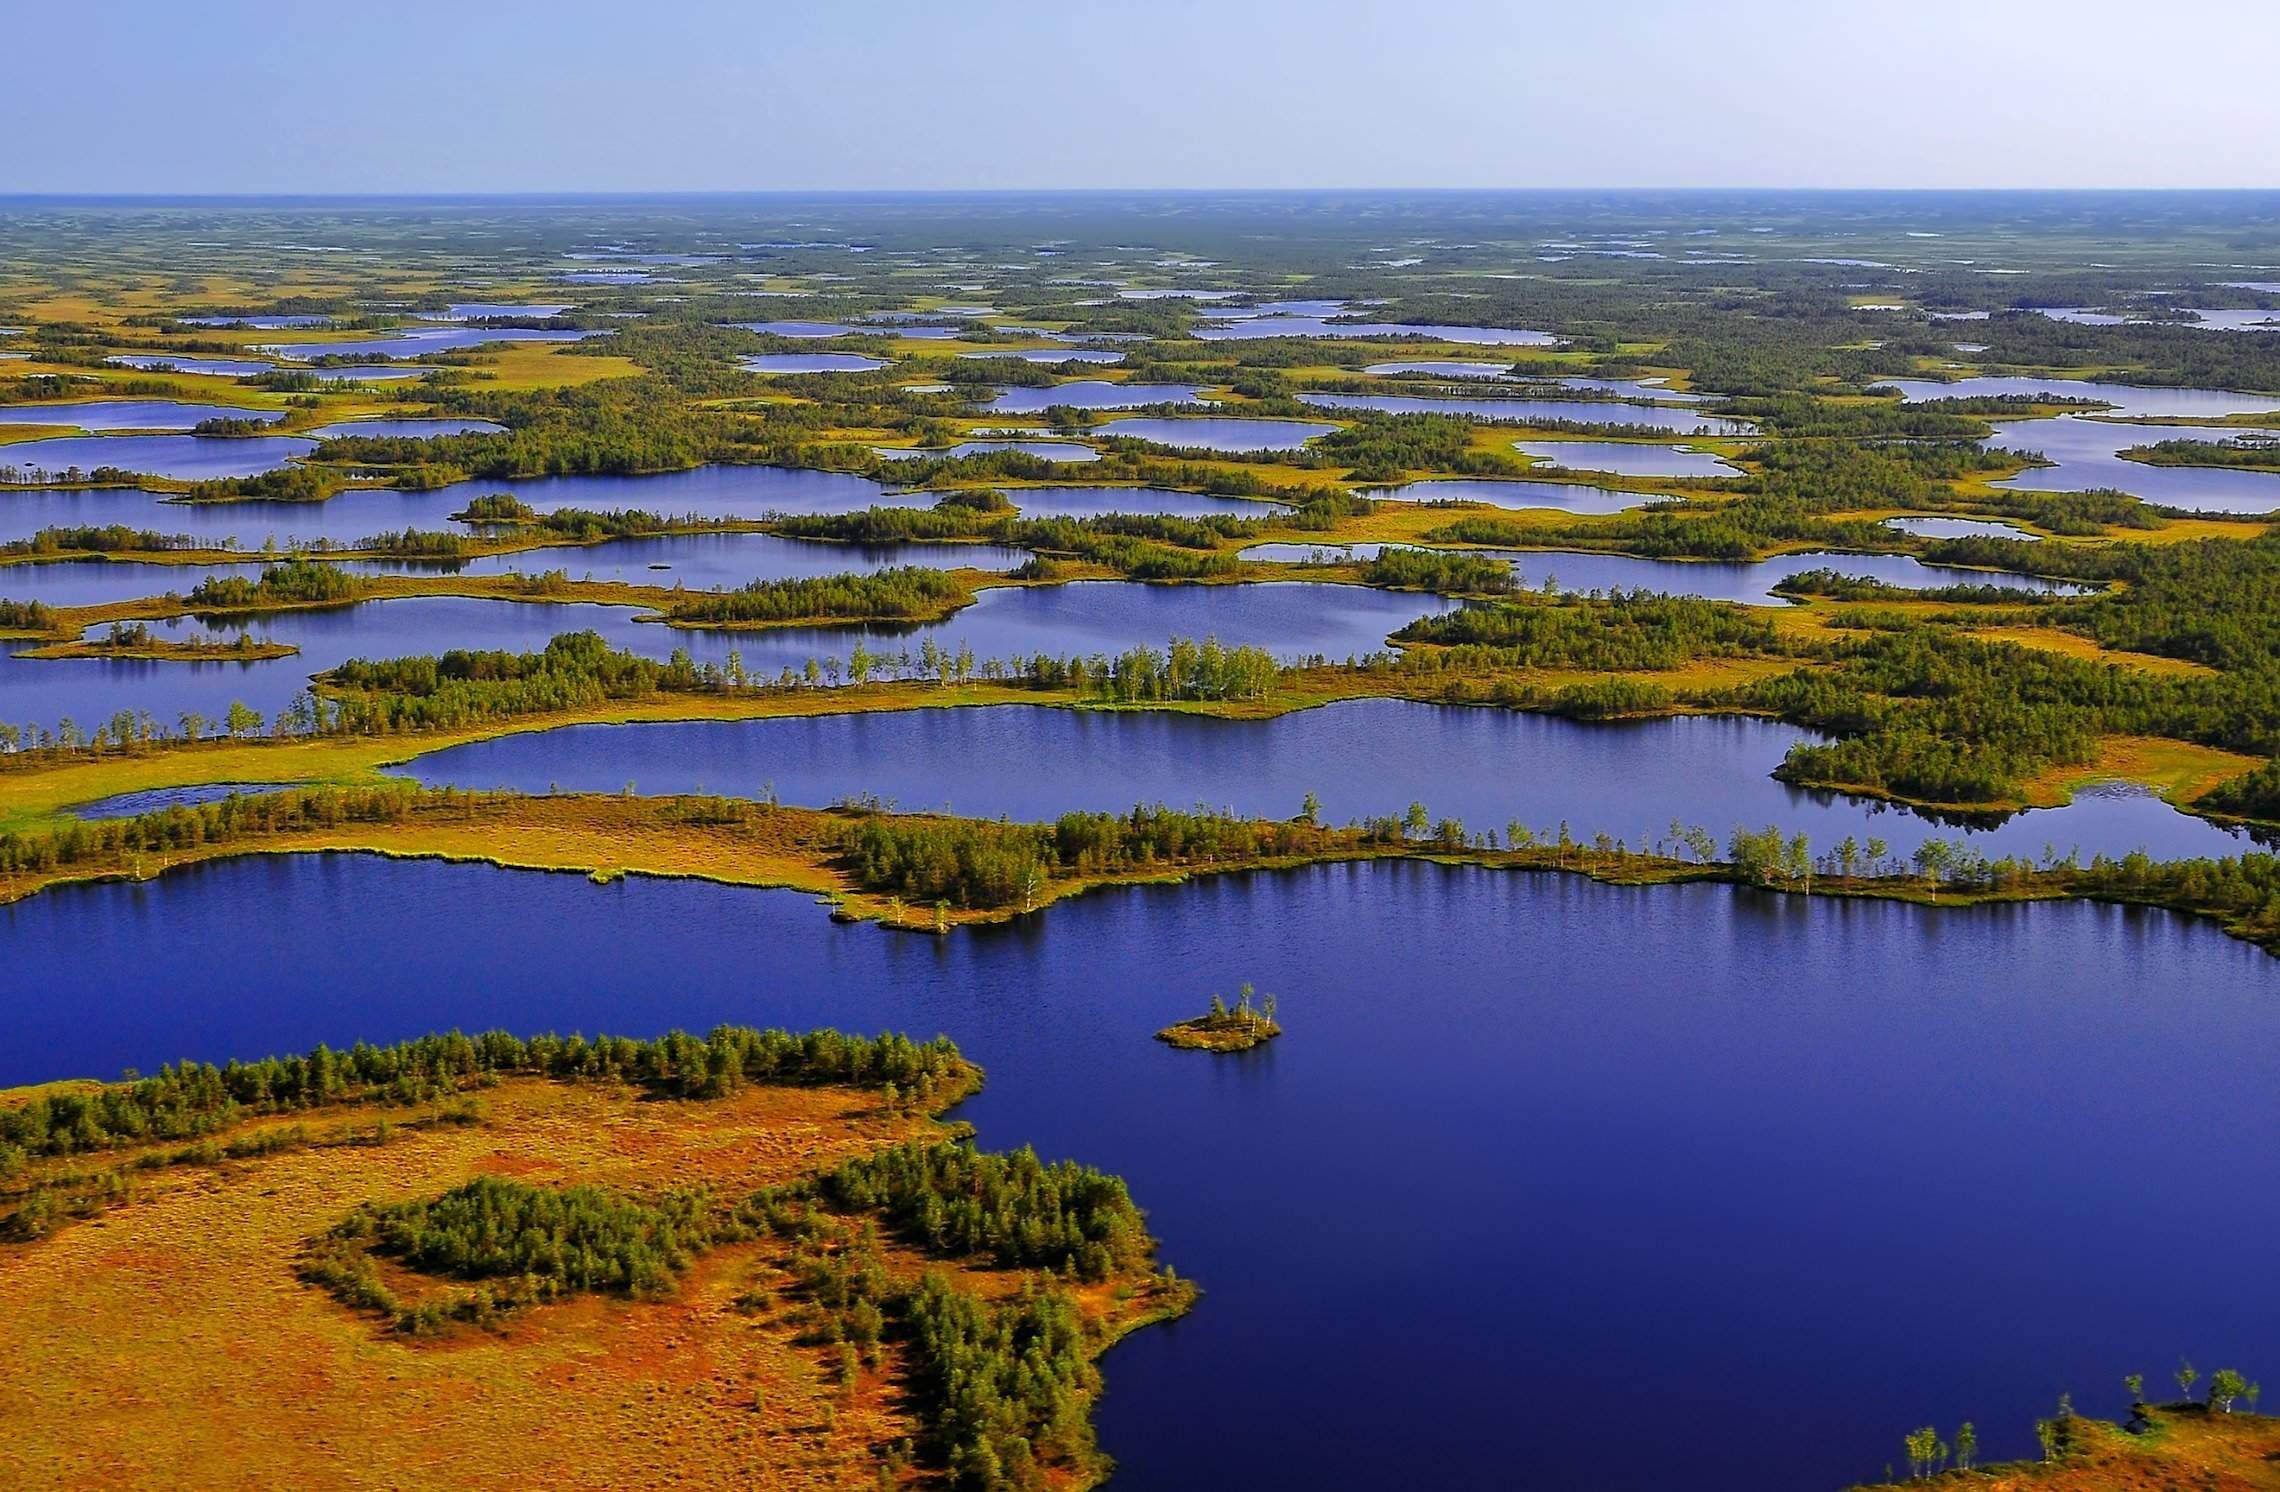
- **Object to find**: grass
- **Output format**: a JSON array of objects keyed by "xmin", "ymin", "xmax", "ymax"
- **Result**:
[
  {"xmin": 1846, "ymin": 1407, "xmax": 2280, "ymax": 1490},
  {"xmin": 0, "ymin": 1068, "xmax": 1176, "ymax": 1490}
]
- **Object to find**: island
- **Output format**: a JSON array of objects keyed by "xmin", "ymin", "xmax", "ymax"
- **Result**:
[{"xmin": 1157, "ymin": 983, "xmax": 1281, "ymax": 1051}]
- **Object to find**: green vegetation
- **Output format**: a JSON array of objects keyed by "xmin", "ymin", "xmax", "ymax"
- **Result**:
[{"xmin": 1157, "ymin": 983, "xmax": 1282, "ymax": 1051}]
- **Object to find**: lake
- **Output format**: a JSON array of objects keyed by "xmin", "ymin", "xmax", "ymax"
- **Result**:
[
  {"xmin": 1517, "ymin": 440, "xmax": 1742, "ymax": 478},
  {"xmin": 0, "ymin": 400, "xmax": 283, "ymax": 432},
  {"xmin": 259, "ymin": 327, "xmax": 600, "ymax": 360},
  {"xmin": 1881, "ymin": 516, "xmax": 2041, "ymax": 541},
  {"xmin": 874, "ymin": 441, "xmax": 1098, "ymax": 463},
  {"xmin": 1298, "ymin": 392, "xmax": 1752, "ymax": 434},
  {"xmin": 344, "ymin": 533, "xmax": 1033, "ymax": 589},
  {"xmin": 988, "ymin": 383, "xmax": 1205, "ymax": 412},
  {"xmin": 1991, "ymin": 415, "xmax": 2280, "ymax": 514},
  {"xmin": 303, "ymin": 419, "xmax": 507, "ymax": 439},
  {"xmin": 395, "ymin": 699, "xmax": 2251, "ymax": 861},
  {"xmin": 742, "ymin": 353, "xmax": 888, "ymax": 374},
  {"xmin": 1195, "ymin": 317, "xmax": 1559, "ymax": 344},
  {"xmin": 731, "ymin": 320, "xmax": 856, "ymax": 338},
  {"xmin": 0, "ymin": 433, "xmax": 314, "ymax": 481},
  {"xmin": 3, "ymin": 855, "xmax": 2270, "ymax": 1491},
  {"xmin": 0, "ymin": 581, "xmax": 1452, "ymax": 731},
  {"xmin": 957, "ymin": 349, "xmax": 1126, "ymax": 365},
  {"xmin": 1879, "ymin": 376, "xmax": 2280, "ymax": 420},
  {"xmin": 105, "ymin": 355, "xmax": 280, "ymax": 377},
  {"xmin": 1095, "ymin": 417, "xmax": 1336, "ymax": 452},
  {"xmin": 1363, "ymin": 478, "xmax": 1671, "ymax": 513}
]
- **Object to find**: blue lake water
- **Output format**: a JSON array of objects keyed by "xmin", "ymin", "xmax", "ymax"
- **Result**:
[
  {"xmin": 105, "ymin": 356, "xmax": 279, "ymax": 377},
  {"xmin": 1095, "ymin": 417, "xmax": 1335, "ymax": 452},
  {"xmin": 1362, "ymin": 478, "xmax": 1669, "ymax": 513},
  {"xmin": 1882, "ymin": 516, "xmax": 2041, "ymax": 541},
  {"xmin": 1517, "ymin": 440, "xmax": 1742, "ymax": 478},
  {"xmin": 1362, "ymin": 359, "xmax": 1511, "ymax": 377},
  {"xmin": 0, "ymin": 433, "xmax": 313, "ymax": 481},
  {"xmin": 179, "ymin": 314, "xmax": 331, "ymax": 329},
  {"xmin": 0, "ymin": 559, "xmax": 272, "ymax": 608},
  {"xmin": 1880, "ymin": 377, "xmax": 2280, "ymax": 420},
  {"xmin": 346, "ymin": 533, "xmax": 1032, "ymax": 589},
  {"xmin": 874, "ymin": 441, "xmax": 1098, "ymax": 463},
  {"xmin": 1298, "ymin": 392, "xmax": 1752, "ymax": 434},
  {"xmin": 0, "ymin": 400, "xmax": 282, "ymax": 432},
  {"xmin": 297, "ymin": 365, "xmax": 438, "ymax": 383},
  {"xmin": 259, "ymin": 328, "xmax": 599, "ymax": 361},
  {"xmin": 1195, "ymin": 318, "xmax": 1559, "ymax": 344},
  {"xmin": 742, "ymin": 354, "xmax": 887, "ymax": 374},
  {"xmin": 989, "ymin": 383, "xmax": 1205, "ymax": 413},
  {"xmin": 0, "ymin": 581, "xmax": 1451, "ymax": 731},
  {"xmin": 958, "ymin": 349, "xmax": 1126, "ymax": 365},
  {"xmin": 1991, "ymin": 415, "xmax": 2280, "ymax": 514},
  {"xmin": 396, "ymin": 701, "xmax": 2251, "ymax": 861},
  {"xmin": 732, "ymin": 321, "xmax": 856, "ymax": 338},
  {"xmin": 303, "ymin": 419, "xmax": 507, "ymax": 440},
  {"xmin": 417, "ymin": 303, "xmax": 577, "ymax": 320},
  {"xmin": 2, "ymin": 856, "xmax": 2271, "ymax": 1491},
  {"xmin": 994, "ymin": 486, "xmax": 1287, "ymax": 518}
]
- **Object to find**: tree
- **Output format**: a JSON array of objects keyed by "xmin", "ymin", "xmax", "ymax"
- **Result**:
[
  {"xmin": 1403, "ymin": 801, "xmax": 1429, "ymax": 838},
  {"xmin": 2209, "ymin": 1369, "xmax": 2249, "ymax": 1413},
  {"xmin": 224, "ymin": 700, "xmax": 263, "ymax": 738},
  {"xmin": 1904, "ymin": 1426, "xmax": 1938, "ymax": 1480},
  {"xmin": 1298, "ymin": 791, "xmax": 1321, "ymax": 826},
  {"xmin": 2034, "ymin": 1418, "xmax": 2059, "ymax": 1462},
  {"xmin": 2123, "ymin": 1373, "xmax": 2144, "ymax": 1404},
  {"xmin": 2178, "ymin": 1360, "xmax": 2199, "ymax": 1401},
  {"xmin": 1953, "ymin": 1422, "xmax": 1976, "ymax": 1472}
]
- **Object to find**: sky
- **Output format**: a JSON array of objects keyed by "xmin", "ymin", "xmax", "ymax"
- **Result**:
[{"xmin": 8, "ymin": 0, "xmax": 2279, "ymax": 194}]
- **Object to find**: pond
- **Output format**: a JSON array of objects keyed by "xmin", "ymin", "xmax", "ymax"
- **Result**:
[
  {"xmin": 105, "ymin": 356, "xmax": 280, "ymax": 377},
  {"xmin": 0, "ymin": 433, "xmax": 314, "ymax": 481},
  {"xmin": 0, "ymin": 400, "xmax": 283, "ymax": 432},
  {"xmin": 1094, "ymin": 417, "xmax": 1336, "ymax": 452},
  {"xmin": 741, "ymin": 353, "xmax": 887, "ymax": 374},
  {"xmin": 302, "ymin": 419, "xmax": 507, "ymax": 440},
  {"xmin": 993, "ymin": 486, "xmax": 1288, "ymax": 519},
  {"xmin": 1881, "ymin": 516, "xmax": 2041, "ymax": 541},
  {"xmin": 1991, "ymin": 415, "xmax": 2280, "ymax": 514},
  {"xmin": 1297, "ymin": 392, "xmax": 1753, "ymax": 435},
  {"xmin": 259, "ymin": 327, "xmax": 600, "ymax": 361},
  {"xmin": 297, "ymin": 365, "xmax": 438, "ymax": 383},
  {"xmin": 957, "ymin": 349, "xmax": 1126, "ymax": 365},
  {"xmin": 4, "ymin": 855, "xmax": 2270, "ymax": 1492},
  {"xmin": 988, "ymin": 382, "xmax": 1205, "ymax": 413},
  {"xmin": 396, "ymin": 699, "xmax": 2251, "ymax": 862},
  {"xmin": 1195, "ymin": 317, "xmax": 1559, "ymax": 344},
  {"xmin": 874, "ymin": 441, "xmax": 1097, "ymax": 463},
  {"xmin": 416, "ymin": 303, "xmax": 577, "ymax": 320},
  {"xmin": 0, "ymin": 581, "xmax": 1452, "ymax": 731},
  {"xmin": 179, "ymin": 315, "xmax": 332, "ymax": 329},
  {"xmin": 1516, "ymin": 440, "xmax": 1742, "ymax": 478},
  {"xmin": 1362, "ymin": 478, "xmax": 1670, "ymax": 513},
  {"xmin": 1879, "ymin": 376, "xmax": 2280, "ymax": 420},
  {"xmin": 731, "ymin": 320, "xmax": 856, "ymax": 338}
]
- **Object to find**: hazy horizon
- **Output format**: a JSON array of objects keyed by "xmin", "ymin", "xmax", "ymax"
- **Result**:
[{"xmin": 9, "ymin": 0, "xmax": 2278, "ymax": 195}]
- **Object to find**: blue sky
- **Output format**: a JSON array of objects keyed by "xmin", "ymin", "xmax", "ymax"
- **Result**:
[{"xmin": 8, "ymin": 0, "xmax": 2277, "ymax": 192}]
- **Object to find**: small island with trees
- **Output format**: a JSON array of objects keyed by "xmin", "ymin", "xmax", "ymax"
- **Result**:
[{"xmin": 1156, "ymin": 983, "xmax": 1281, "ymax": 1052}]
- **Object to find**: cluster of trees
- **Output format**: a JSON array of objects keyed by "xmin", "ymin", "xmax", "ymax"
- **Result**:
[
  {"xmin": 1360, "ymin": 547, "xmax": 1515, "ymax": 594},
  {"xmin": 2120, "ymin": 437, "xmax": 2280, "ymax": 471},
  {"xmin": 1394, "ymin": 591, "xmax": 1783, "ymax": 670},
  {"xmin": 0, "ymin": 1021, "xmax": 966, "ymax": 1163},
  {"xmin": 1, "ymin": 524, "xmax": 197, "ymax": 558},
  {"xmin": 664, "ymin": 566, "xmax": 966, "ymax": 625},
  {"xmin": 820, "ymin": 1140, "xmax": 1151, "ymax": 1281},
  {"xmin": 187, "ymin": 557, "xmax": 364, "ymax": 608},
  {"xmin": 180, "ymin": 466, "xmax": 339, "ymax": 503}
]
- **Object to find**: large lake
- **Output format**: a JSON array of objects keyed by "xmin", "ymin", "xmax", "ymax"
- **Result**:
[
  {"xmin": 395, "ymin": 700, "xmax": 2251, "ymax": 860},
  {"xmin": 0, "ymin": 581, "xmax": 1452, "ymax": 731},
  {"xmin": 1990, "ymin": 415, "xmax": 2280, "ymax": 514},
  {"xmin": 0, "ymin": 400, "xmax": 282, "ymax": 432},
  {"xmin": 2, "ymin": 856, "xmax": 2271, "ymax": 1491},
  {"xmin": 1879, "ymin": 376, "xmax": 2280, "ymax": 420},
  {"xmin": 0, "ymin": 434, "xmax": 314, "ymax": 481}
]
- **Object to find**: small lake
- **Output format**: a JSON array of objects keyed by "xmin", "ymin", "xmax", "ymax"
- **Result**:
[
  {"xmin": 395, "ymin": 700, "xmax": 2251, "ymax": 861},
  {"xmin": 0, "ymin": 434, "xmax": 313, "ymax": 481},
  {"xmin": 1095, "ymin": 417, "xmax": 1336, "ymax": 452},
  {"xmin": 742, "ymin": 353, "xmax": 887, "ymax": 374},
  {"xmin": 732, "ymin": 321, "xmax": 856, "ymax": 338},
  {"xmin": 297, "ymin": 365, "xmax": 438, "ymax": 383},
  {"xmin": 1991, "ymin": 415, "xmax": 2280, "ymax": 514},
  {"xmin": 179, "ymin": 315, "xmax": 331, "ymax": 329},
  {"xmin": 1880, "ymin": 376, "xmax": 2280, "ymax": 420},
  {"xmin": 3, "ymin": 855, "xmax": 2270, "ymax": 1490},
  {"xmin": 958, "ymin": 349, "xmax": 1125, "ymax": 365},
  {"xmin": 988, "ymin": 383, "xmax": 1205, "ymax": 413},
  {"xmin": 1881, "ymin": 516, "xmax": 2041, "ymax": 541},
  {"xmin": 0, "ymin": 400, "xmax": 283, "ymax": 432},
  {"xmin": 874, "ymin": 441, "xmax": 1098, "ymax": 463},
  {"xmin": 1363, "ymin": 359, "xmax": 1510, "ymax": 378},
  {"xmin": 417, "ymin": 303, "xmax": 577, "ymax": 320},
  {"xmin": 0, "ymin": 581, "xmax": 1450, "ymax": 731},
  {"xmin": 994, "ymin": 486, "xmax": 1287, "ymax": 518},
  {"xmin": 1517, "ymin": 440, "xmax": 1742, "ymax": 478},
  {"xmin": 1364, "ymin": 478, "xmax": 1670, "ymax": 513},
  {"xmin": 1298, "ymin": 392, "xmax": 1753, "ymax": 435},
  {"xmin": 259, "ymin": 328, "xmax": 598, "ymax": 361},
  {"xmin": 105, "ymin": 355, "xmax": 279, "ymax": 377},
  {"xmin": 346, "ymin": 533, "xmax": 1033, "ymax": 589},
  {"xmin": 1195, "ymin": 318, "xmax": 1559, "ymax": 344},
  {"xmin": 304, "ymin": 419, "xmax": 507, "ymax": 440}
]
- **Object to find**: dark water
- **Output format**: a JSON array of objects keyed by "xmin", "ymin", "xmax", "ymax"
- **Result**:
[
  {"xmin": 0, "ymin": 581, "xmax": 1452, "ymax": 732},
  {"xmin": 0, "ymin": 558, "xmax": 273, "ymax": 608},
  {"xmin": 344, "ymin": 533, "xmax": 1032, "ymax": 588},
  {"xmin": 0, "ymin": 433, "xmax": 314, "ymax": 480},
  {"xmin": 66, "ymin": 781, "xmax": 286, "ymax": 819},
  {"xmin": 0, "ymin": 400, "xmax": 283, "ymax": 432},
  {"xmin": 1365, "ymin": 478, "xmax": 1668, "ymax": 513},
  {"xmin": 1991, "ymin": 415, "xmax": 2280, "ymax": 514},
  {"xmin": 1094, "ymin": 417, "xmax": 1336, "ymax": 452},
  {"xmin": 1517, "ymin": 439, "xmax": 1742, "ymax": 478},
  {"xmin": 989, "ymin": 383, "xmax": 1204, "ymax": 412},
  {"xmin": 2, "ymin": 856, "xmax": 2271, "ymax": 1491},
  {"xmin": 395, "ymin": 700, "xmax": 2251, "ymax": 860},
  {"xmin": 1298, "ymin": 392, "xmax": 1752, "ymax": 435}
]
